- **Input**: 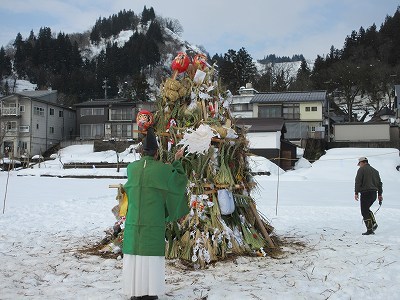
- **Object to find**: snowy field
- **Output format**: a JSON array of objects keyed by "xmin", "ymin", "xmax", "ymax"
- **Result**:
[{"xmin": 0, "ymin": 145, "xmax": 399, "ymax": 300}]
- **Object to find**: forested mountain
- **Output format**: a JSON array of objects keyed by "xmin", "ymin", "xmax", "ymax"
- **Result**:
[
  {"xmin": 0, "ymin": 5, "xmax": 400, "ymax": 121},
  {"xmin": 0, "ymin": 6, "xmax": 181, "ymax": 105}
]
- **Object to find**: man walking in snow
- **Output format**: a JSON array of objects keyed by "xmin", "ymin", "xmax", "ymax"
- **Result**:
[
  {"xmin": 354, "ymin": 157, "xmax": 383, "ymax": 235},
  {"xmin": 122, "ymin": 127, "xmax": 188, "ymax": 300}
]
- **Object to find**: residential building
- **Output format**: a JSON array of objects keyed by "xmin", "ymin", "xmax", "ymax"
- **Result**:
[
  {"xmin": 250, "ymin": 91, "xmax": 328, "ymax": 146},
  {"xmin": 331, "ymin": 106, "xmax": 399, "ymax": 149},
  {"xmin": 0, "ymin": 90, "xmax": 76, "ymax": 158},
  {"xmin": 235, "ymin": 118, "xmax": 297, "ymax": 170},
  {"xmin": 74, "ymin": 99, "xmax": 155, "ymax": 140},
  {"xmin": 229, "ymin": 83, "xmax": 257, "ymax": 118}
]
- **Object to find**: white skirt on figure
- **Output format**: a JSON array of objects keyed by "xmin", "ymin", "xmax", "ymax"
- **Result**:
[{"xmin": 123, "ymin": 254, "xmax": 165, "ymax": 297}]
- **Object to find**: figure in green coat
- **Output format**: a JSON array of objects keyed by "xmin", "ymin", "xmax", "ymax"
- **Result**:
[{"xmin": 122, "ymin": 127, "xmax": 188, "ymax": 300}]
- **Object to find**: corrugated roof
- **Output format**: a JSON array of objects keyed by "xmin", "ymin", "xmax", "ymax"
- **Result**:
[{"xmin": 251, "ymin": 91, "xmax": 327, "ymax": 103}]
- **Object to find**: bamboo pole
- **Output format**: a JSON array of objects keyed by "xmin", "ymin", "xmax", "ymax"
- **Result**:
[
  {"xmin": 249, "ymin": 201, "xmax": 275, "ymax": 248},
  {"xmin": 132, "ymin": 130, "xmax": 245, "ymax": 144},
  {"xmin": 109, "ymin": 184, "xmax": 123, "ymax": 188}
]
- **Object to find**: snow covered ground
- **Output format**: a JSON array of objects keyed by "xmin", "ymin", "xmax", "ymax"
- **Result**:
[{"xmin": 0, "ymin": 146, "xmax": 399, "ymax": 300}]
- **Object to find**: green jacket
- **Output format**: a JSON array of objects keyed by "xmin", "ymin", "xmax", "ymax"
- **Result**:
[
  {"xmin": 123, "ymin": 156, "xmax": 188, "ymax": 256},
  {"xmin": 355, "ymin": 164, "xmax": 383, "ymax": 195}
]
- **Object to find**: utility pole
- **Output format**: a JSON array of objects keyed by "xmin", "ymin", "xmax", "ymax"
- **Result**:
[{"xmin": 102, "ymin": 78, "xmax": 110, "ymax": 99}]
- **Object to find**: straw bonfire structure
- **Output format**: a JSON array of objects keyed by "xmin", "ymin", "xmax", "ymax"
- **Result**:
[{"xmin": 102, "ymin": 51, "xmax": 277, "ymax": 268}]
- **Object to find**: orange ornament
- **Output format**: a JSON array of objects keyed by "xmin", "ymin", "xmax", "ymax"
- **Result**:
[{"xmin": 193, "ymin": 53, "xmax": 207, "ymax": 70}]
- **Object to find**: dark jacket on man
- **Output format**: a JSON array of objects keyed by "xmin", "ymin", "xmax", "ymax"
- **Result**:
[{"xmin": 355, "ymin": 164, "xmax": 383, "ymax": 195}]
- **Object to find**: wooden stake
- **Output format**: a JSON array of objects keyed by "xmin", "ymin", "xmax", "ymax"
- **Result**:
[{"xmin": 249, "ymin": 201, "xmax": 275, "ymax": 248}]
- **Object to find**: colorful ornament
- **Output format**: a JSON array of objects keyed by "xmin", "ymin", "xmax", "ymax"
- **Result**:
[
  {"xmin": 136, "ymin": 110, "xmax": 154, "ymax": 131},
  {"xmin": 171, "ymin": 52, "xmax": 190, "ymax": 79},
  {"xmin": 208, "ymin": 102, "xmax": 216, "ymax": 117},
  {"xmin": 166, "ymin": 118, "xmax": 177, "ymax": 131},
  {"xmin": 166, "ymin": 118, "xmax": 177, "ymax": 151},
  {"xmin": 193, "ymin": 53, "xmax": 207, "ymax": 70}
]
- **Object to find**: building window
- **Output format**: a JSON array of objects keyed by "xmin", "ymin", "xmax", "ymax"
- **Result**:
[
  {"xmin": 1, "ymin": 103, "xmax": 17, "ymax": 115},
  {"xmin": 80, "ymin": 108, "xmax": 104, "ymax": 116},
  {"xmin": 19, "ymin": 125, "xmax": 30, "ymax": 132},
  {"xmin": 311, "ymin": 107, "xmax": 317, "ymax": 111},
  {"xmin": 19, "ymin": 105, "xmax": 25, "ymax": 113},
  {"xmin": 258, "ymin": 105, "xmax": 282, "ymax": 118},
  {"xmin": 232, "ymin": 104, "xmax": 253, "ymax": 112},
  {"xmin": 49, "ymin": 126, "xmax": 55, "ymax": 134},
  {"xmin": 81, "ymin": 108, "xmax": 91, "ymax": 116},
  {"xmin": 36, "ymin": 124, "xmax": 39, "ymax": 129},
  {"xmin": 305, "ymin": 107, "xmax": 310, "ymax": 112},
  {"xmin": 310, "ymin": 126, "xmax": 316, "ymax": 132},
  {"xmin": 49, "ymin": 108, "xmax": 55, "ymax": 115},
  {"xmin": 18, "ymin": 141, "xmax": 28, "ymax": 151},
  {"xmin": 110, "ymin": 108, "xmax": 134, "ymax": 121},
  {"xmin": 7, "ymin": 121, "xmax": 17, "ymax": 131},
  {"xmin": 80, "ymin": 124, "xmax": 104, "ymax": 139},
  {"xmin": 59, "ymin": 110, "xmax": 64, "ymax": 117},
  {"xmin": 93, "ymin": 108, "xmax": 104, "ymax": 115},
  {"xmin": 111, "ymin": 124, "xmax": 132, "ymax": 138},
  {"xmin": 283, "ymin": 104, "xmax": 300, "ymax": 119},
  {"xmin": 34, "ymin": 106, "xmax": 45, "ymax": 116}
]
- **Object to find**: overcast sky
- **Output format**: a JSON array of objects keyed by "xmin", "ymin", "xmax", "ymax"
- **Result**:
[{"xmin": 0, "ymin": 0, "xmax": 398, "ymax": 61}]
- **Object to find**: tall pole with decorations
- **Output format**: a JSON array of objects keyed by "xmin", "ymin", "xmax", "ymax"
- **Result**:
[
  {"xmin": 101, "ymin": 52, "xmax": 277, "ymax": 268},
  {"xmin": 152, "ymin": 52, "xmax": 277, "ymax": 268}
]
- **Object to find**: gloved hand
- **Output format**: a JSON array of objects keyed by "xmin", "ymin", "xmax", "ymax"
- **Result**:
[{"xmin": 378, "ymin": 195, "xmax": 383, "ymax": 205}]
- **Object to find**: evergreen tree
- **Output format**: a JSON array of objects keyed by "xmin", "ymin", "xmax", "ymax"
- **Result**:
[
  {"xmin": 141, "ymin": 6, "xmax": 155, "ymax": 25},
  {"xmin": 289, "ymin": 58, "xmax": 312, "ymax": 91},
  {"xmin": 253, "ymin": 70, "xmax": 273, "ymax": 92},
  {"xmin": 13, "ymin": 33, "xmax": 26, "ymax": 76},
  {"xmin": 274, "ymin": 70, "xmax": 289, "ymax": 91},
  {"xmin": 90, "ymin": 22, "xmax": 101, "ymax": 44},
  {"xmin": 146, "ymin": 21, "xmax": 163, "ymax": 43},
  {"xmin": 310, "ymin": 55, "xmax": 331, "ymax": 90},
  {"xmin": 131, "ymin": 72, "xmax": 150, "ymax": 101},
  {"xmin": 219, "ymin": 48, "xmax": 257, "ymax": 93},
  {"xmin": 4, "ymin": 80, "xmax": 10, "ymax": 95},
  {"xmin": 219, "ymin": 49, "xmax": 239, "ymax": 92},
  {"xmin": 0, "ymin": 47, "xmax": 12, "ymax": 77},
  {"xmin": 379, "ymin": 7, "xmax": 400, "ymax": 65},
  {"xmin": 236, "ymin": 47, "xmax": 257, "ymax": 85}
]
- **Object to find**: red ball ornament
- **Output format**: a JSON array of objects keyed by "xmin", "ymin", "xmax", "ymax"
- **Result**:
[{"xmin": 171, "ymin": 52, "xmax": 190, "ymax": 79}]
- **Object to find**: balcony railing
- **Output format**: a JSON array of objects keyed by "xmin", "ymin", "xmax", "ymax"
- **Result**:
[{"xmin": 1, "ymin": 107, "xmax": 18, "ymax": 116}]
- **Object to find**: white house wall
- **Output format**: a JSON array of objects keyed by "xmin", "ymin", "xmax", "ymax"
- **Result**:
[
  {"xmin": 333, "ymin": 123, "xmax": 390, "ymax": 141},
  {"xmin": 1, "ymin": 95, "xmax": 76, "ymax": 157},
  {"xmin": 18, "ymin": 98, "xmax": 33, "ymax": 156},
  {"xmin": 246, "ymin": 132, "xmax": 281, "ymax": 149},
  {"xmin": 299, "ymin": 102, "xmax": 323, "ymax": 121}
]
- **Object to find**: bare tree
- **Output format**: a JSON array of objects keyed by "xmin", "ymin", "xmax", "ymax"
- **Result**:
[
  {"xmin": 359, "ymin": 62, "xmax": 397, "ymax": 111},
  {"xmin": 259, "ymin": 61, "xmax": 296, "ymax": 91},
  {"xmin": 161, "ymin": 17, "xmax": 183, "ymax": 36},
  {"xmin": 329, "ymin": 61, "xmax": 363, "ymax": 121}
]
